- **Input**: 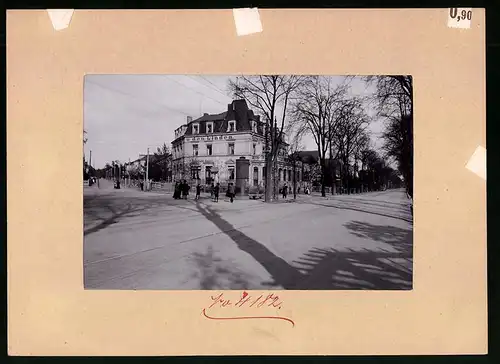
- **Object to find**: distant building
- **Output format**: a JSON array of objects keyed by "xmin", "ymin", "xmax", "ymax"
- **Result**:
[
  {"xmin": 171, "ymin": 99, "xmax": 301, "ymax": 188},
  {"xmin": 297, "ymin": 150, "xmax": 343, "ymax": 191}
]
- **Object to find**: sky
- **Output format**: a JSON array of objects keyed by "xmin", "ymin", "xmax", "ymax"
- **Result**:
[{"xmin": 84, "ymin": 75, "xmax": 384, "ymax": 169}]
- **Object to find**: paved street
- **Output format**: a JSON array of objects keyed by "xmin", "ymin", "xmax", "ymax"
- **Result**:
[{"xmin": 84, "ymin": 180, "xmax": 413, "ymax": 290}]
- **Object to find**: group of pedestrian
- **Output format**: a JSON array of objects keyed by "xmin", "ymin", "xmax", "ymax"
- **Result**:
[
  {"xmin": 172, "ymin": 180, "xmax": 237, "ymax": 203},
  {"xmin": 173, "ymin": 180, "xmax": 191, "ymax": 200}
]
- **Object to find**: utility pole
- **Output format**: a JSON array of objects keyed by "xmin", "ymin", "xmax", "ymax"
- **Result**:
[
  {"xmin": 146, "ymin": 148, "xmax": 150, "ymax": 189},
  {"xmin": 140, "ymin": 148, "xmax": 150, "ymax": 191}
]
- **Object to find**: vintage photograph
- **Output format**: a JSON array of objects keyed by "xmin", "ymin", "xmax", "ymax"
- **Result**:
[{"xmin": 83, "ymin": 75, "xmax": 413, "ymax": 290}]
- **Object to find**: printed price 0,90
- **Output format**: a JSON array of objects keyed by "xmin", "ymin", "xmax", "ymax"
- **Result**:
[{"xmin": 449, "ymin": 8, "xmax": 472, "ymax": 22}]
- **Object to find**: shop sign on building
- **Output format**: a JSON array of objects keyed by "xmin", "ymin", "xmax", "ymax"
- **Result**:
[{"xmin": 186, "ymin": 135, "xmax": 235, "ymax": 142}]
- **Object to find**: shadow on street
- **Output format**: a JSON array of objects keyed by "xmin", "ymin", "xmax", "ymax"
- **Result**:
[
  {"xmin": 192, "ymin": 201, "xmax": 413, "ymax": 290},
  {"xmin": 84, "ymin": 196, "xmax": 167, "ymax": 236},
  {"xmin": 189, "ymin": 245, "xmax": 254, "ymax": 290},
  {"xmin": 299, "ymin": 197, "xmax": 413, "ymax": 224}
]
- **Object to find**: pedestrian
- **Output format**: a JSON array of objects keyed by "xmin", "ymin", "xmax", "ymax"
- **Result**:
[
  {"xmin": 210, "ymin": 183, "xmax": 215, "ymax": 199},
  {"xmin": 182, "ymin": 180, "xmax": 190, "ymax": 200},
  {"xmin": 140, "ymin": 180, "xmax": 144, "ymax": 191},
  {"xmin": 173, "ymin": 181, "xmax": 179, "ymax": 199},
  {"xmin": 297, "ymin": 186, "xmax": 301, "ymax": 194},
  {"xmin": 214, "ymin": 182, "xmax": 220, "ymax": 202},
  {"xmin": 228, "ymin": 183, "xmax": 235, "ymax": 203},
  {"xmin": 195, "ymin": 183, "xmax": 201, "ymax": 200},
  {"xmin": 282, "ymin": 183, "xmax": 288, "ymax": 199}
]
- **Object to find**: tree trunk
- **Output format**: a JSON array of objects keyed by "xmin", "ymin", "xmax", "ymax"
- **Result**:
[
  {"xmin": 344, "ymin": 164, "xmax": 350, "ymax": 195},
  {"xmin": 272, "ymin": 157, "xmax": 278, "ymax": 200},
  {"xmin": 293, "ymin": 160, "xmax": 297, "ymax": 200},
  {"xmin": 320, "ymin": 157, "xmax": 326, "ymax": 197},
  {"xmin": 331, "ymin": 165, "xmax": 336, "ymax": 195},
  {"xmin": 264, "ymin": 153, "xmax": 272, "ymax": 202}
]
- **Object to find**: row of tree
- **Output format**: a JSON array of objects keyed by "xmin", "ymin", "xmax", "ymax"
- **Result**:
[
  {"xmin": 91, "ymin": 143, "xmax": 174, "ymax": 183},
  {"xmin": 228, "ymin": 75, "xmax": 413, "ymax": 200}
]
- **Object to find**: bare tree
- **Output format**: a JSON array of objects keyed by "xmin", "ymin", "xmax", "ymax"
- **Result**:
[
  {"xmin": 285, "ymin": 122, "xmax": 307, "ymax": 200},
  {"xmin": 331, "ymin": 101, "xmax": 371, "ymax": 194},
  {"xmin": 228, "ymin": 75, "xmax": 304, "ymax": 202},
  {"xmin": 291, "ymin": 76, "xmax": 354, "ymax": 197},
  {"xmin": 152, "ymin": 142, "xmax": 172, "ymax": 182},
  {"xmin": 365, "ymin": 76, "xmax": 413, "ymax": 198}
]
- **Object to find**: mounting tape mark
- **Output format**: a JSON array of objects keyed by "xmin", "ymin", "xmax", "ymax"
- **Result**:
[
  {"xmin": 47, "ymin": 9, "xmax": 74, "ymax": 31},
  {"xmin": 466, "ymin": 146, "xmax": 486, "ymax": 180},
  {"xmin": 233, "ymin": 8, "xmax": 263, "ymax": 36}
]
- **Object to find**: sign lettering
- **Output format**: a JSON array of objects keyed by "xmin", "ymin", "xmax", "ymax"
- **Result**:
[{"xmin": 188, "ymin": 135, "xmax": 235, "ymax": 142}]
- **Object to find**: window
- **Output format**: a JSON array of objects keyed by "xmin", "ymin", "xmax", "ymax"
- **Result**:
[
  {"xmin": 279, "ymin": 168, "xmax": 283, "ymax": 181},
  {"xmin": 193, "ymin": 144, "xmax": 198, "ymax": 156},
  {"xmin": 228, "ymin": 167, "xmax": 235, "ymax": 180},
  {"xmin": 207, "ymin": 144, "xmax": 212, "ymax": 156},
  {"xmin": 228, "ymin": 143, "xmax": 235, "ymax": 155},
  {"xmin": 288, "ymin": 170, "xmax": 292, "ymax": 181},
  {"xmin": 193, "ymin": 123, "xmax": 199, "ymax": 134},
  {"xmin": 253, "ymin": 143, "xmax": 256, "ymax": 155},
  {"xmin": 253, "ymin": 167, "xmax": 259, "ymax": 186},
  {"xmin": 191, "ymin": 167, "xmax": 200, "ymax": 180},
  {"xmin": 207, "ymin": 122, "xmax": 213, "ymax": 133},
  {"xmin": 228, "ymin": 121, "xmax": 235, "ymax": 132},
  {"xmin": 205, "ymin": 166, "xmax": 212, "ymax": 182}
]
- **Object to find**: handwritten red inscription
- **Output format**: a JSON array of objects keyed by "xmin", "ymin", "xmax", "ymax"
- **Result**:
[{"xmin": 202, "ymin": 291, "xmax": 295, "ymax": 327}]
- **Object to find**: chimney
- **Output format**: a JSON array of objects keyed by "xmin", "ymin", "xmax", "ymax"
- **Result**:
[{"xmin": 187, "ymin": 116, "xmax": 192, "ymax": 123}]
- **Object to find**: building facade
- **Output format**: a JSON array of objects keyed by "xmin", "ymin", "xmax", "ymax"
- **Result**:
[{"xmin": 171, "ymin": 99, "xmax": 301, "ymax": 189}]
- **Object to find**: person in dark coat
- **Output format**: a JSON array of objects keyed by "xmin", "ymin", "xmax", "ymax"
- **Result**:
[
  {"xmin": 195, "ymin": 183, "xmax": 201, "ymax": 200},
  {"xmin": 228, "ymin": 183, "xmax": 235, "ymax": 203},
  {"xmin": 173, "ymin": 181, "xmax": 180, "ymax": 199},
  {"xmin": 282, "ymin": 183, "xmax": 288, "ymax": 199},
  {"xmin": 182, "ymin": 180, "xmax": 190, "ymax": 200},
  {"xmin": 213, "ymin": 183, "xmax": 220, "ymax": 202}
]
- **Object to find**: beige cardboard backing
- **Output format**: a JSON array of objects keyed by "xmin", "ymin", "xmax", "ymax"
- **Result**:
[{"xmin": 7, "ymin": 9, "xmax": 487, "ymax": 355}]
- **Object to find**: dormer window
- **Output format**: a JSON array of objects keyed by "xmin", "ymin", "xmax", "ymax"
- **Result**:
[
  {"xmin": 193, "ymin": 123, "xmax": 200, "ymax": 135},
  {"xmin": 206, "ymin": 122, "xmax": 214, "ymax": 134},
  {"xmin": 228, "ymin": 121, "xmax": 236, "ymax": 132},
  {"xmin": 252, "ymin": 120, "xmax": 257, "ymax": 133}
]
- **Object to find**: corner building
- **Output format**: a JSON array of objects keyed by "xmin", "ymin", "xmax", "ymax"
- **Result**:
[{"xmin": 171, "ymin": 99, "xmax": 301, "ymax": 189}]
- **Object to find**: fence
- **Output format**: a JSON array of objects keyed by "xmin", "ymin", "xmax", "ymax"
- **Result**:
[{"xmin": 150, "ymin": 182, "xmax": 174, "ymax": 192}]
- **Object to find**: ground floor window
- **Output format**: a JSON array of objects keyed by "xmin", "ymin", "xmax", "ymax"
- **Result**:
[
  {"xmin": 191, "ymin": 167, "xmax": 200, "ymax": 180},
  {"xmin": 228, "ymin": 166, "xmax": 235, "ymax": 180},
  {"xmin": 205, "ymin": 166, "xmax": 212, "ymax": 184},
  {"xmin": 253, "ymin": 167, "xmax": 259, "ymax": 186}
]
